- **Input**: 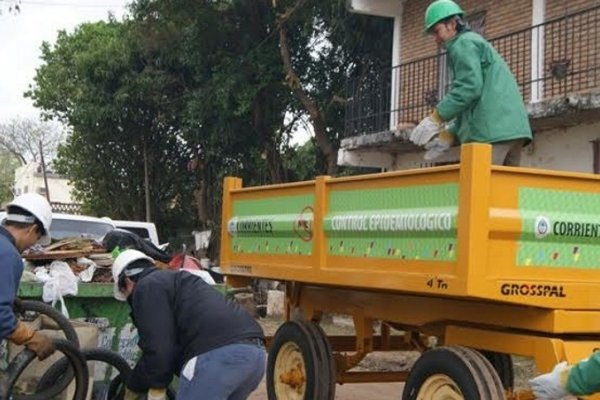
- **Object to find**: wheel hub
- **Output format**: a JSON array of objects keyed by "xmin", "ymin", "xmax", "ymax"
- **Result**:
[{"xmin": 417, "ymin": 374, "xmax": 463, "ymax": 400}]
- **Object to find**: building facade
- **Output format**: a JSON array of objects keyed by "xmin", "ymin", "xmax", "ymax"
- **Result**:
[
  {"xmin": 13, "ymin": 162, "xmax": 79, "ymax": 212},
  {"xmin": 342, "ymin": 0, "xmax": 600, "ymax": 172}
]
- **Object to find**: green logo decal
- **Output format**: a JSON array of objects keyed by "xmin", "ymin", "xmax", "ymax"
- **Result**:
[
  {"xmin": 518, "ymin": 188, "xmax": 600, "ymax": 269},
  {"xmin": 325, "ymin": 183, "xmax": 458, "ymax": 261},
  {"xmin": 230, "ymin": 194, "xmax": 314, "ymax": 255}
]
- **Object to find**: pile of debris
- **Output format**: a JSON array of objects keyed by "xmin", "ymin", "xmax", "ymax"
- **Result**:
[{"xmin": 23, "ymin": 238, "xmax": 115, "ymax": 283}]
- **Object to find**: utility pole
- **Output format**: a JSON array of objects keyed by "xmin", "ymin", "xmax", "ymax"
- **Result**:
[
  {"xmin": 38, "ymin": 140, "xmax": 50, "ymax": 202},
  {"xmin": 143, "ymin": 136, "xmax": 151, "ymax": 222}
]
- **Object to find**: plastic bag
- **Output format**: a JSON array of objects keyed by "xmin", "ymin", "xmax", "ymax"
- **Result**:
[
  {"xmin": 76, "ymin": 257, "xmax": 97, "ymax": 283},
  {"xmin": 42, "ymin": 261, "xmax": 79, "ymax": 318}
]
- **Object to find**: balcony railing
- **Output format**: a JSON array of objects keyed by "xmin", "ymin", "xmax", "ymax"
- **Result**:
[{"xmin": 344, "ymin": 5, "xmax": 600, "ymax": 138}]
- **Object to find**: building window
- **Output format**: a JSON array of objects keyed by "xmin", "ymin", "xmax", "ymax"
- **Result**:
[
  {"xmin": 24, "ymin": 186, "xmax": 28, "ymax": 193},
  {"xmin": 37, "ymin": 187, "xmax": 47, "ymax": 196}
]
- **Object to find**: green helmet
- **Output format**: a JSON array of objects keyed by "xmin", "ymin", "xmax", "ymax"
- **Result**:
[{"xmin": 425, "ymin": 0, "xmax": 465, "ymax": 32}]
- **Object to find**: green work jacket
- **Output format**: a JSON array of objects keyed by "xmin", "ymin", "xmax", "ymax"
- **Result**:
[
  {"xmin": 436, "ymin": 31, "xmax": 532, "ymax": 145},
  {"xmin": 567, "ymin": 351, "xmax": 600, "ymax": 395}
]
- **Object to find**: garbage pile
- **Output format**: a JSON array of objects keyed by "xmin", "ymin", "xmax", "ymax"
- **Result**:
[
  {"xmin": 21, "ymin": 229, "xmax": 222, "ymax": 287},
  {"xmin": 23, "ymin": 238, "xmax": 115, "ymax": 283}
]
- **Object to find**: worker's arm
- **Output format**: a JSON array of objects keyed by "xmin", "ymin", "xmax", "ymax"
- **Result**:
[
  {"xmin": 0, "ymin": 252, "xmax": 22, "ymax": 340},
  {"xmin": 436, "ymin": 39, "xmax": 484, "ymax": 121},
  {"xmin": 566, "ymin": 351, "xmax": 600, "ymax": 395},
  {"xmin": 127, "ymin": 277, "xmax": 178, "ymax": 393}
]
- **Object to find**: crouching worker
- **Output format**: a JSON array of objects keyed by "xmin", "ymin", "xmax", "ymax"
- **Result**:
[
  {"xmin": 0, "ymin": 193, "xmax": 55, "ymax": 361},
  {"xmin": 112, "ymin": 249, "xmax": 266, "ymax": 400},
  {"xmin": 529, "ymin": 352, "xmax": 600, "ymax": 399}
]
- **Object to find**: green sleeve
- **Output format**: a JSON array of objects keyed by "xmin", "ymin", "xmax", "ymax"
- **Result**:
[
  {"xmin": 436, "ymin": 39, "xmax": 484, "ymax": 121},
  {"xmin": 566, "ymin": 351, "xmax": 600, "ymax": 395}
]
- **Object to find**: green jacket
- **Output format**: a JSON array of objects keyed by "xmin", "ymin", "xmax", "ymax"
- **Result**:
[
  {"xmin": 566, "ymin": 351, "xmax": 600, "ymax": 395},
  {"xmin": 436, "ymin": 31, "xmax": 532, "ymax": 144}
]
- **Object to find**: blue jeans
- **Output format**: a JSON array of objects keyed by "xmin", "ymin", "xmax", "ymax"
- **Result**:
[{"xmin": 177, "ymin": 343, "xmax": 266, "ymax": 400}]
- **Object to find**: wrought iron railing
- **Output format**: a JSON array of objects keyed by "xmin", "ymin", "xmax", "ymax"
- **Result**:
[{"xmin": 344, "ymin": 5, "xmax": 600, "ymax": 137}]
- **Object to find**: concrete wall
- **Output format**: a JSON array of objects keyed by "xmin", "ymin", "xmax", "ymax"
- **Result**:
[{"xmin": 393, "ymin": 120, "xmax": 600, "ymax": 173}]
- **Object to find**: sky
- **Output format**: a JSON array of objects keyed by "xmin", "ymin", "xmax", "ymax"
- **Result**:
[
  {"xmin": 0, "ymin": 0, "xmax": 311, "ymax": 145},
  {"xmin": 0, "ymin": 0, "xmax": 129, "ymax": 121}
]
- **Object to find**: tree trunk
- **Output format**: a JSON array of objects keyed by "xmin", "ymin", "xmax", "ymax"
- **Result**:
[
  {"xmin": 252, "ymin": 91, "xmax": 283, "ymax": 183},
  {"xmin": 276, "ymin": 4, "xmax": 338, "ymax": 175}
]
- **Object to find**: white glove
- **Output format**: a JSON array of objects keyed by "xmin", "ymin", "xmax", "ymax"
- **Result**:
[
  {"xmin": 529, "ymin": 361, "xmax": 570, "ymax": 399},
  {"xmin": 410, "ymin": 115, "xmax": 442, "ymax": 146},
  {"xmin": 148, "ymin": 388, "xmax": 167, "ymax": 400},
  {"xmin": 424, "ymin": 138, "xmax": 451, "ymax": 161}
]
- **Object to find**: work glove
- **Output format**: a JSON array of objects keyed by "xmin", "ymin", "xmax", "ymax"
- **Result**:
[
  {"xmin": 8, "ymin": 320, "xmax": 56, "ymax": 360},
  {"xmin": 529, "ymin": 361, "xmax": 571, "ymax": 399},
  {"xmin": 124, "ymin": 388, "xmax": 144, "ymax": 400},
  {"xmin": 409, "ymin": 111, "xmax": 444, "ymax": 146},
  {"xmin": 424, "ymin": 130, "xmax": 455, "ymax": 161},
  {"xmin": 148, "ymin": 388, "xmax": 167, "ymax": 400}
]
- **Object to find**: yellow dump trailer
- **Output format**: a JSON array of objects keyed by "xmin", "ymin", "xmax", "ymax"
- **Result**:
[{"xmin": 220, "ymin": 144, "xmax": 600, "ymax": 399}]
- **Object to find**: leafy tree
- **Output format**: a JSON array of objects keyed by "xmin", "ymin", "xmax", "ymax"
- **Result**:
[
  {"xmin": 27, "ymin": 20, "xmax": 196, "ymax": 240},
  {"xmin": 274, "ymin": 0, "xmax": 393, "ymax": 174}
]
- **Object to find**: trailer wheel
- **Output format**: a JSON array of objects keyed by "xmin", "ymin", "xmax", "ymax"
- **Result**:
[
  {"xmin": 267, "ymin": 320, "xmax": 319, "ymax": 400},
  {"xmin": 303, "ymin": 321, "xmax": 336, "ymax": 400},
  {"xmin": 481, "ymin": 350, "xmax": 514, "ymax": 390},
  {"xmin": 402, "ymin": 346, "xmax": 503, "ymax": 400},
  {"xmin": 453, "ymin": 347, "xmax": 505, "ymax": 399}
]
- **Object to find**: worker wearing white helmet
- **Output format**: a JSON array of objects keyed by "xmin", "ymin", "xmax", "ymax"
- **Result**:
[
  {"xmin": 0, "ymin": 193, "xmax": 55, "ymax": 360},
  {"xmin": 112, "ymin": 249, "xmax": 265, "ymax": 400}
]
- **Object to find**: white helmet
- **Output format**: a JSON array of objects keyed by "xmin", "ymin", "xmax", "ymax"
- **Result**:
[
  {"xmin": 112, "ymin": 249, "xmax": 154, "ymax": 301},
  {"xmin": 6, "ymin": 193, "xmax": 52, "ymax": 245}
]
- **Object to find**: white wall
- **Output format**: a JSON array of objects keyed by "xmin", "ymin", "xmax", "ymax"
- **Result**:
[
  {"xmin": 13, "ymin": 163, "xmax": 74, "ymax": 204},
  {"xmin": 520, "ymin": 122, "xmax": 600, "ymax": 173},
  {"xmin": 393, "ymin": 121, "xmax": 600, "ymax": 173}
]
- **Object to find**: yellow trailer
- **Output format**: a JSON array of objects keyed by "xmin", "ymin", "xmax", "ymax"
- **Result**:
[{"xmin": 220, "ymin": 144, "xmax": 600, "ymax": 399}]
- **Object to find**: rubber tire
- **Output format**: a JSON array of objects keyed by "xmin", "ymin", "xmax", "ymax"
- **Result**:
[
  {"xmin": 267, "ymin": 320, "xmax": 319, "ymax": 400},
  {"xmin": 481, "ymin": 350, "xmax": 514, "ymax": 390},
  {"xmin": 2, "ymin": 339, "xmax": 88, "ymax": 400},
  {"xmin": 403, "ymin": 346, "xmax": 491, "ymax": 400},
  {"xmin": 37, "ymin": 348, "xmax": 131, "ymax": 394},
  {"xmin": 453, "ymin": 347, "xmax": 505, "ymax": 399},
  {"xmin": 303, "ymin": 321, "xmax": 336, "ymax": 400},
  {"xmin": 12, "ymin": 300, "xmax": 81, "ymax": 400},
  {"xmin": 14, "ymin": 300, "xmax": 80, "ymax": 347}
]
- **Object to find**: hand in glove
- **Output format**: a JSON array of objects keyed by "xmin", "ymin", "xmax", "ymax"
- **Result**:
[
  {"xmin": 25, "ymin": 332, "xmax": 56, "ymax": 360},
  {"xmin": 8, "ymin": 320, "xmax": 56, "ymax": 360},
  {"xmin": 409, "ymin": 111, "xmax": 443, "ymax": 146},
  {"xmin": 148, "ymin": 388, "xmax": 167, "ymax": 400},
  {"xmin": 529, "ymin": 361, "xmax": 571, "ymax": 399},
  {"xmin": 424, "ymin": 130, "xmax": 455, "ymax": 161},
  {"xmin": 124, "ymin": 388, "xmax": 144, "ymax": 400}
]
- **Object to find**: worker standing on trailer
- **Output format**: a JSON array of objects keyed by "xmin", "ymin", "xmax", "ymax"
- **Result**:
[
  {"xmin": 0, "ymin": 193, "xmax": 55, "ymax": 360},
  {"xmin": 112, "ymin": 249, "xmax": 266, "ymax": 400},
  {"xmin": 530, "ymin": 354, "xmax": 600, "ymax": 398},
  {"xmin": 409, "ymin": 0, "xmax": 532, "ymax": 165}
]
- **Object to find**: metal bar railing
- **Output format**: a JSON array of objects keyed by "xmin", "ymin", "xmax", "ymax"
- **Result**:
[{"xmin": 344, "ymin": 4, "xmax": 600, "ymax": 138}]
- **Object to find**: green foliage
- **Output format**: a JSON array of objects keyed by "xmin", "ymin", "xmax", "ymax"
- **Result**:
[
  {"xmin": 26, "ymin": 0, "xmax": 393, "ymax": 248},
  {"xmin": 27, "ymin": 20, "xmax": 196, "ymax": 240},
  {"xmin": 0, "ymin": 150, "xmax": 20, "ymax": 205}
]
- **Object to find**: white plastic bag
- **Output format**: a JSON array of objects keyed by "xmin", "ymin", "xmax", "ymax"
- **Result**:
[
  {"xmin": 42, "ymin": 261, "xmax": 79, "ymax": 318},
  {"xmin": 76, "ymin": 257, "xmax": 97, "ymax": 283}
]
